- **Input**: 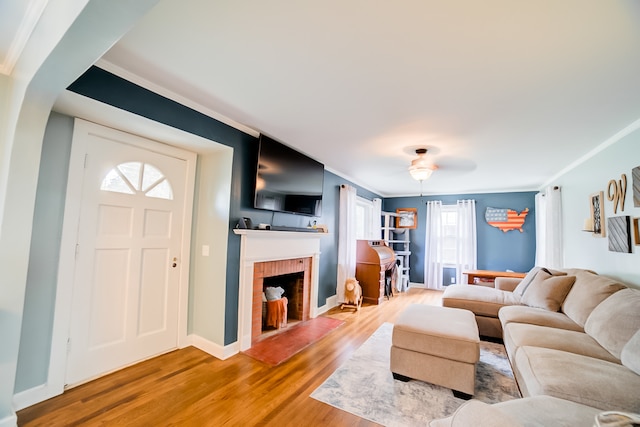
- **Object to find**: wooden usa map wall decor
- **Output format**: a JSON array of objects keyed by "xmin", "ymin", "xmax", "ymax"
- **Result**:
[{"xmin": 485, "ymin": 207, "xmax": 529, "ymax": 233}]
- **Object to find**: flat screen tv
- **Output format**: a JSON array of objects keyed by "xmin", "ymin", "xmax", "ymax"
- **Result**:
[{"xmin": 254, "ymin": 134, "xmax": 324, "ymax": 217}]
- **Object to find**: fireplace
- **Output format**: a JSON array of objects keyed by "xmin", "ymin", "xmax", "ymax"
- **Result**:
[
  {"xmin": 252, "ymin": 257, "xmax": 311, "ymax": 343},
  {"xmin": 233, "ymin": 229, "xmax": 323, "ymax": 351}
]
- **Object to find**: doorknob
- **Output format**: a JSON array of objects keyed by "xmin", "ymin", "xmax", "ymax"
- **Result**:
[{"xmin": 172, "ymin": 257, "xmax": 178, "ymax": 268}]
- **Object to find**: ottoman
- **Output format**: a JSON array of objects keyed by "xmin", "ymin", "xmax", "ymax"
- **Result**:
[{"xmin": 390, "ymin": 304, "xmax": 480, "ymax": 397}]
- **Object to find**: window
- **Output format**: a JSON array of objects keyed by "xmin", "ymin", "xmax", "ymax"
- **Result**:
[
  {"xmin": 425, "ymin": 200, "xmax": 476, "ymax": 289},
  {"xmin": 440, "ymin": 205, "xmax": 458, "ymax": 265},
  {"xmin": 101, "ymin": 162, "xmax": 173, "ymax": 200},
  {"xmin": 355, "ymin": 197, "xmax": 373, "ymax": 240}
]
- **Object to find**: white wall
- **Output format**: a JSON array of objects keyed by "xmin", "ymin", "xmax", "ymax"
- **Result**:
[
  {"xmin": 190, "ymin": 151, "xmax": 233, "ymax": 345},
  {"xmin": 556, "ymin": 122, "xmax": 640, "ymax": 287},
  {"xmin": 14, "ymin": 113, "xmax": 74, "ymax": 394},
  {"xmin": 0, "ymin": 2, "xmax": 159, "ymax": 424}
]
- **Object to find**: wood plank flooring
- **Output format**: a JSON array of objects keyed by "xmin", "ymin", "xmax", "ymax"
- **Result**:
[{"xmin": 18, "ymin": 288, "xmax": 443, "ymax": 426}]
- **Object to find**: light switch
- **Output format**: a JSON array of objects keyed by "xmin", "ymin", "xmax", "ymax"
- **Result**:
[{"xmin": 202, "ymin": 245, "xmax": 210, "ymax": 256}]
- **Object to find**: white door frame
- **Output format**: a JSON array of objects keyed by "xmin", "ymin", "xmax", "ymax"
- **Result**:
[{"xmin": 50, "ymin": 119, "xmax": 196, "ymax": 393}]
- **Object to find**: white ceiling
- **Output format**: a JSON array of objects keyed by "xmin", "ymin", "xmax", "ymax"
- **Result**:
[{"xmin": 9, "ymin": 1, "xmax": 640, "ymax": 196}]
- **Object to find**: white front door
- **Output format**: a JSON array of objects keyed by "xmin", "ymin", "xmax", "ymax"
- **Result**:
[{"xmin": 65, "ymin": 122, "xmax": 194, "ymax": 386}]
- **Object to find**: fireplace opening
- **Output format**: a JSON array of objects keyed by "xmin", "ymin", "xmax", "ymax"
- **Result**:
[
  {"xmin": 251, "ymin": 257, "xmax": 312, "ymax": 344},
  {"xmin": 262, "ymin": 272, "xmax": 305, "ymax": 333}
]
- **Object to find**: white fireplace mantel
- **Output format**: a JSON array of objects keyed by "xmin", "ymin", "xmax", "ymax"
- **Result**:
[{"xmin": 233, "ymin": 229, "xmax": 324, "ymax": 350}]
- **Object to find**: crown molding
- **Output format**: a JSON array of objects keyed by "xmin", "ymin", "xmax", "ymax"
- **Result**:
[
  {"xmin": 0, "ymin": 0, "xmax": 49, "ymax": 76},
  {"xmin": 94, "ymin": 58, "xmax": 259, "ymax": 138},
  {"xmin": 541, "ymin": 116, "xmax": 640, "ymax": 190}
]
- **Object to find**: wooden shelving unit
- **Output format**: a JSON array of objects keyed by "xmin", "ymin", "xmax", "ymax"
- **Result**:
[{"xmin": 381, "ymin": 211, "xmax": 411, "ymax": 291}]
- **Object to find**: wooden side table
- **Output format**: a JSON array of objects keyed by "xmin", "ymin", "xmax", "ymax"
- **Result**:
[{"xmin": 463, "ymin": 269, "xmax": 526, "ymax": 285}]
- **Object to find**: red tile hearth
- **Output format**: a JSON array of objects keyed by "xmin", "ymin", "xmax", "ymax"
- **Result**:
[{"xmin": 242, "ymin": 316, "xmax": 345, "ymax": 366}]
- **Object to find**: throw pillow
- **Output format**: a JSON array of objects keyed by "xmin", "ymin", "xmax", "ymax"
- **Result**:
[
  {"xmin": 621, "ymin": 329, "xmax": 640, "ymax": 376},
  {"xmin": 521, "ymin": 271, "xmax": 576, "ymax": 312},
  {"xmin": 584, "ymin": 288, "xmax": 640, "ymax": 360},
  {"xmin": 513, "ymin": 267, "xmax": 567, "ymax": 298}
]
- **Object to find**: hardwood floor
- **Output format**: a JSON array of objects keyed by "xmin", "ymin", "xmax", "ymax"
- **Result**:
[{"xmin": 18, "ymin": 288, "xmax": 443, "ymax": 426}]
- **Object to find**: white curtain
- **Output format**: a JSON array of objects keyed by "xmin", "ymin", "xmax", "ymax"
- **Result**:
[
  {"xmin": 337, "ymin": 184, "xmax": 358, "ymax": 302},
  {"xmin": 424, "ymin": 201, "xmax": 443, "ymax": 290},
  {"xmin": 535, "ymin": 186, "xmax": 563, "ymax": 269},
  {"xmin": 368, "ymin": 198, "xmax": 382, "ymax": 239},
  {"xmin": 535, "ymin": 192, "xmax": 547, "ymax": 266},
  {"xmin": 455, "ymin": 199, "xmax": 477, "ymax": 285}
]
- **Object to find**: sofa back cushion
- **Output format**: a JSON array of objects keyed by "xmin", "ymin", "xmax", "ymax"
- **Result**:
[
  {"xmin": 561, "ymin": 270, "xmax": 625, "ymax": 327},
  {"xmin": 621, "ymin": 329, "xmax": 640, "ymax": 376},
  {"xmin": 513, "ymin": 267, "xmax": 567, "ymax": 298},
  {"xmin": 584, "ymin": 288, "xmax": 640, "ymax": 360},
  {"xmin": 521, "ymin": 271, "xmax": 576, "ymax": 312}
]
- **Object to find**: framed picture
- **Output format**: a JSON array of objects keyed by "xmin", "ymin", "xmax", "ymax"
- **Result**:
[
  {"xmin": 590, "ymin": 191, "xmax": 605, "ymax": 237},
  {"xmin": 608, "ymin": 216, "xmax": 632, "ymax": 253},
  {"xmin": 396, "ymin": 208, "xmax": 417, "ymax": 229}
]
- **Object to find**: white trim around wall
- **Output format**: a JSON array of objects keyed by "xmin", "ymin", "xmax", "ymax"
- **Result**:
[
  {"xmin": 12, "ymin": 384, "xmax": 49, "ymax": 412},
  {"xmin": 95, "ymin": 59, "xmax": 259, "ymax": 138},
  {"xmin": 188, "ymin": 336, "xmax": 239, "ymax": 361},
  {"xmin": 542, "ymin": 117, "xmax": 640, "ymax": 190},
  {"xmin": 15, "ymin": 105, "xmax": 228, "ymax": 410},
  {"xmin": 0, "ymin": 413, "xmax": 17, "ymax": 427}
]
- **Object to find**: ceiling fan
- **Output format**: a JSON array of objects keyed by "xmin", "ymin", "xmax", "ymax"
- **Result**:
[{"xmin": 408, "ymin": 148, "xmax": 437, "ymax": 181}]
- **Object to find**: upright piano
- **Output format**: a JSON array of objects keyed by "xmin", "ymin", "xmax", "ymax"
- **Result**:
[{"xmin": 355, "ymin": 240, "xmax": 396, "ymax": 305}]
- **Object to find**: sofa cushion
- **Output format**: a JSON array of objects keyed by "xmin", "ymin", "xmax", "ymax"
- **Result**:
[
  {"xmin": 430, "ymin": 396, "xmax": 602, "ymax": 427},
  {"xmin": 429, "ymin": 400, "xmax": 521, "ymax": 427},
  {"xmin": 585, "ymin": 288, "xmax": 640, "ymax": 359},
  {"xmin": 442, "ymin": 285, "xmax": 521, "ymax": 318},
  {"xmin": 392, "ymin": 304, "xmax": 479, "ymax": 363},
  {"xmin": 520, "ymin": 271, "xmax": 575, "ymax": 311},
  {"xmin": 503, "ymin": 323, "xmax": 620, "ymax": 363},
  {"xmin": 499, "ymin": 305, "xmax": 583, "ymax": 332},
  {"xmin": 513, "ymin": 346, "xmax": 640, "ymax": 412},
  {"xmin": 561, "ymin": 270, "xmax": 625, "ymax": 327},
  {"xmin": 494, "ymin": 396, "xmax": 601, "ymax": 427},
  {"xmin": 621, "ymin": 329, "xmax": 640, "ymax": 376},
  {"xmin": 494, "ymin": 277, "xmax": 522, "ymax": 292},
  {"xmin": 512, "ymin": 267, "xmax": 566, "ymax": 298}
]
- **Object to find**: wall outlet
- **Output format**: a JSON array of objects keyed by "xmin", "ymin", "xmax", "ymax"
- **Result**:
[{"xmin": 202, "ymin": 245, "xmax": 210, "ymax": 256}]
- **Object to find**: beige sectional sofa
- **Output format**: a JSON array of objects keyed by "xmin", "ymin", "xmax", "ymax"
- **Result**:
[{"xmin": 434, "ymin": 267, "xmax": 640, "ymax": 426}]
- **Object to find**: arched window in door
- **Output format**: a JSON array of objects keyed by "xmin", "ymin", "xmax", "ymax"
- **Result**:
[{"xmin": 100, "ymin": 161, "xmax": 173, "ymax": 200}]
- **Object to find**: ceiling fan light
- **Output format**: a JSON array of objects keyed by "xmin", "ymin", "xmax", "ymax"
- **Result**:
[
  {"xmin": 408, "ymin": 149, "xmax": 434, "ymax": 181},
  {"xmin": 409, "ymin": 165, "xmax": 433, "ymax": 181}
]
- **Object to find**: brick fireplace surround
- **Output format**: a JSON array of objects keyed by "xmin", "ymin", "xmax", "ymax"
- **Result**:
[
  {"xmin": 233, "ymin": 229, "xmax": 323, "ymax": 351},
  {"xmin": 252, "ymin": 257, "xmax": 311, "ymax": 343}
]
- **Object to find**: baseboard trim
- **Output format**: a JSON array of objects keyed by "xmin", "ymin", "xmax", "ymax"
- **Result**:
[
  {"xmin": 0, "ymin": 412, "xmax": 17, "ymax": 427},
  {"xmin": 316, "ymin": 295, "xmax": 338, "ymax": 315},
  {"xmin": 13, "ymin": 382, "xmax": 62, "ymax": 412},
  {"xmin": 12, "ymin": 336, "xmax": 237, "ymax": 413},
  {"xmin": 188, "ymin": 334, "xmax": 239, "ymax": 360},
  {"xmin": 409, "ymin": 282, "xmax": 426, "ymax": 289}
]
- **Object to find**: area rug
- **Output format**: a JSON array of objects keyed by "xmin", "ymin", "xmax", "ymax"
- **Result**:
[
  {"xmin": 311, "ymin": 322, "xmax": 520, "ymax": 426},
  {"xmin": 243, "ymin": 316, "xmax": 345, "ymax": 366}
]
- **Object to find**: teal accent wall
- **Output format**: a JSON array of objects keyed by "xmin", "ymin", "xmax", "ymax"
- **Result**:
[
  {"xmin": 383, "ymin": 191, "xmax": 537, "ymax": 284},
  {"xmin": 58, "ymin": 66, "xmax": 380, "ymax": 346},
  {"xmin": 18, "ymin": 68, "xmax": 542, "ymax": 392}
]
